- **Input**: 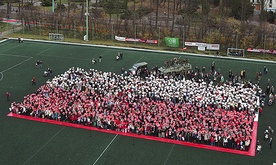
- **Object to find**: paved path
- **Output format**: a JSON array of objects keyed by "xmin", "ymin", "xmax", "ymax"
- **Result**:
[{"xmin": 0, "ymin": 26, "xmax": 22, "ymax": 38}]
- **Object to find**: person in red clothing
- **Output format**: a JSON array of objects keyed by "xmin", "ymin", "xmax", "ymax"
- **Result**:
[
  {"xmin": 31, "ymin": 77, "xmax": 36, "ymax": 85},
  {"xmin": 6, "ymin": 92, "xmax": 10, "ymax": 101},
  {"xmin": 210, "ymin": 135, "xmax": 215, "ymax": 146}
]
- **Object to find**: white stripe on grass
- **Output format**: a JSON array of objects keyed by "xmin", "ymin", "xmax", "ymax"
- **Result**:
[
  {"xmin": 0, "ymin": 43, "xmax": 22, "ymax": 53},
  {"xmin": 1, "ymin": 47, "xmax": 53, "ymax": 73},
  {"xmin": 0, "ymin": 72, "xmax": 3, "ymax": 82},
  {"xmin": 135, "ymin": 55, "xmax": 145, "ymax": 63},
  {"xmin": 35, "ymin": 47, "xmax": 52, "ymax": 56},
  {"xmin": 1, "ymin": 57, "xmax": 33, "ymax": 73},
  {"xmin": 23, "ymin": 127, "xmax": 65, "ymax": 165},
  {"xmin": 163, "ymin": 144, "xmax": 175, "ymax": 165},
  {"xmin": 0, "ymin": 53, "xmax": 31, "ymax": 58},
  {"xmin": 92, "ymin": 134, "xmax": 118, "ymax": 165}
]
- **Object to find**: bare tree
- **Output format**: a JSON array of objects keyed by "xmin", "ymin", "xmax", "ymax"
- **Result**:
[
  {"xmin": 170, "ymin": 0, "xmax": 176, "ymax": 36},
  {"xmin": 166, "ymin": 0, "xmax": 170, "ymax": 25},
  {"xmin": 67, "ymin": 0, "xmax": 71, "ymax": 17},
  {"xmin": 149, "ymin": 0, "xmax": 153, "ymax": 31},
  {"xmin": 259, "ymin": 0, "xmax": 269, "ymax": 22},
  {"xmin": 133, "ymin": 0, "xmax": 136, "ymax": 34},
  {"xmin": 80, "ymin": 0, "xmax": 85, "ymax": 21},
  {"xmin": 200, "ymin": 0, "xmax": 210, "ymax": 39},
  {"xmin": 6, "ymin": 0, "xmax": 11, "ymax": 15},
  {"xmin": 155, "ymin": 0, "xmax": 160, "ymax": 28}
]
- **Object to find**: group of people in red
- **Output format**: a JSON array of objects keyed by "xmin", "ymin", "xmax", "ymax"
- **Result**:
[{"xmin": 10, "ymin": 66, "xmax": 262, "ymax": 150}]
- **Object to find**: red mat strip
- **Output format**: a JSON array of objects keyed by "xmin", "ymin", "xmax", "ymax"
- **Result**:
[{"xmin": 7, "ymin": 112, "xmax": 257, "ymax": 156}]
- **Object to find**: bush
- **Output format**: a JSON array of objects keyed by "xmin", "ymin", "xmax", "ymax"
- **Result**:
[
  {"xmin": 266, "ymin": 11, "xmax": 276, "ymax": 24},
  {"xmin": 70, "ymin": 3, "xmax": 78, "ymax": 10},
  {"xmin": 136, "ymin": 6, "xmax": 151, "ymax": 19},
  {"xmin": 55, "ymin": 4, "xmax": 66, "ymax": 12},
  {"xmin": 41, "ymin": 0, "xmax": 52, "ymax": 6},
  {"xmin": 120, "ymin": 10, "xmax": 133, "ymax": 20}
]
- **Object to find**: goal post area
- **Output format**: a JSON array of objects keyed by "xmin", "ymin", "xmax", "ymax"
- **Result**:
[
  {"xmin": 49, "ymin": 33, "xmax": 64, "ymax": 41},
  {"xmin": 227, "ymin": 48, "xmax": 245, "ymax": 57}
]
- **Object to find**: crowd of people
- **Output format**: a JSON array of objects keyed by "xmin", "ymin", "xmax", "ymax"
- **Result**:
[{"xmin": 10, "ymin": 65, "xmax": 264, "ymax": 151}]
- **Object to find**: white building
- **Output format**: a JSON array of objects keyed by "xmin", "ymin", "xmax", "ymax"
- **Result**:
[{"xmin": 251, "ymin": 0, "xmax": 276, "ymax": 12}]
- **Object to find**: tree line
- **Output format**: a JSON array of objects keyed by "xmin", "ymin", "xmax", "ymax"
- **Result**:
[{"xmin": 1, "ymin": 0, "xmax": 276, "ymax": 50}]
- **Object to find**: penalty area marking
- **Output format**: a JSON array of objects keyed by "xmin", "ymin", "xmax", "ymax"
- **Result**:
[{"xmin": 92, "ymin": 134, "xmax": 118, "ymax": 165}]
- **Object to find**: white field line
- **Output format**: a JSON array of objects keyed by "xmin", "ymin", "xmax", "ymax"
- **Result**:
[
  {"xmin": 0, "ymin": 43, "xmax": 22, "ymax": 53},
  {"xmin": 1, "ymin": 47, "xmax": 52, "ymax": 73},
  {"xmin": 35, "ymin": 47, "xmax": 52, "ymax": 56},
  {"xmin": 1, "ymin": 57, "xmax": 33, "ymax": 73},
  {"xmin": 0, "ymin": 72, "xmax": 3, "ymax": 82},
  {"xmin": 22, "ymin": 127, "xmax": 65, "ymax": 165},
  {"xmin": 135, "ymin": 55, "xmax": 145, "ymax": 63},
  {"xmin": 0, "ymin": 53, "xmax": 31, "ymax": 58},
  {"xmin": 163, "ymin": 144, "xmax": 175, "ymax": 165},
  {"xmin": 92, "ymin": 134, "xmax": 118, "ymax": 165}
]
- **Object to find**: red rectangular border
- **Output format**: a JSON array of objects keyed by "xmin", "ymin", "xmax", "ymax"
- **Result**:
[{"xmin": 7, "ymin": 112, "xmax": 257, "ymax": 156}]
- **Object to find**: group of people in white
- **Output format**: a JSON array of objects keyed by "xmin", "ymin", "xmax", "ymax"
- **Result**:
[{"xmin": 10, "ymin": 66, "xmax": 263, "ymax": 150}]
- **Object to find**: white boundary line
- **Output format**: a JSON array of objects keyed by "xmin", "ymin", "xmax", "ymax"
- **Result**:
[
  {"xmin": 92, "ymin": 134, "xmax": 118, "ymax": 165},
  {"xmin": 98, "ymin": 50, "xmax": 110, "ymax": 57},
  {"xmin": 1, "ymin": 57, "xmax": 33, "ymax": 73},
  {"xmin": 22, "ymin": 127, "xmax": 65, "ymax": 165},
  {"xmin": 0, "ymin": 72, "xmax": 3, "ymax": 82},
  {"xmin": 0, "ymin": 43, "xmax": 22, "ymax": 53},
  {"xmin": 135, "ymin": 55, "xmax": 145, "ymax": 63},
  {"xmin": 0, "ymin": 39, "xmax": 8, "ymax": 43},
  {"xmin": 7, "ymin": 38, "xmax": 276, "ymax": 64},
  {"xmin": 35, "ymin": 47, "xmax": 52, "ymax": 56},
  {"xmin": 0, "ymin": 39, "xmax": 9, "ymax": 46},
  {"xmin": 0, "ymin": 53, "xmax": 31, "ymax": 58},
  {"xmin": 163, "ymin": 144, "xmax": 175, "ymax": 165}
]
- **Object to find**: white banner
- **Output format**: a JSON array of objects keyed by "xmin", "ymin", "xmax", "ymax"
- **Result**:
[
  {"xmin": 115, "ymin": 36, "xmax": 126, "ymax": 42},
  {"xmin": 247, "ymin": 48, "xmax": 276, "ymax": 55},
  {"xmin": 185, "ymin": 42, "xmax": 220, "ymax": 50},
  {"xmin": 207, "ymin": 44, "xmax": 220, "ymax": 50},
  {"xmin": 125, "ymin": 38, "xmax": 140, "ymax": 42},
  {"xmin": 198, "ymin": 46, "xmax": 206, "ymax": 51},
  {"xmin": 115, "ymin": 36, "xmax": 158, "ymax": 44},
  {"xmin": 185, "ymin": 42, "xmax": 198, "ymax": 47}
]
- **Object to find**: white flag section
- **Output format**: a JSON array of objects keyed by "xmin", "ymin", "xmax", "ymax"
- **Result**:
[{"xmin": 115, "ymin": 36, "xmax": 126, "ymax": 42}]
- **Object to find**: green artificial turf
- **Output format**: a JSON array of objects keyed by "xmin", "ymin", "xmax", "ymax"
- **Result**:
[{"xmin": 0, "ymin": 39, "xmax": 275, "ymax": 165}]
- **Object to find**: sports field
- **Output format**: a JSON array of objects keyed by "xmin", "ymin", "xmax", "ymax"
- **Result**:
[{"xmin": 0, "ymin": 39, "xmax": 276, "ymax": 165}]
